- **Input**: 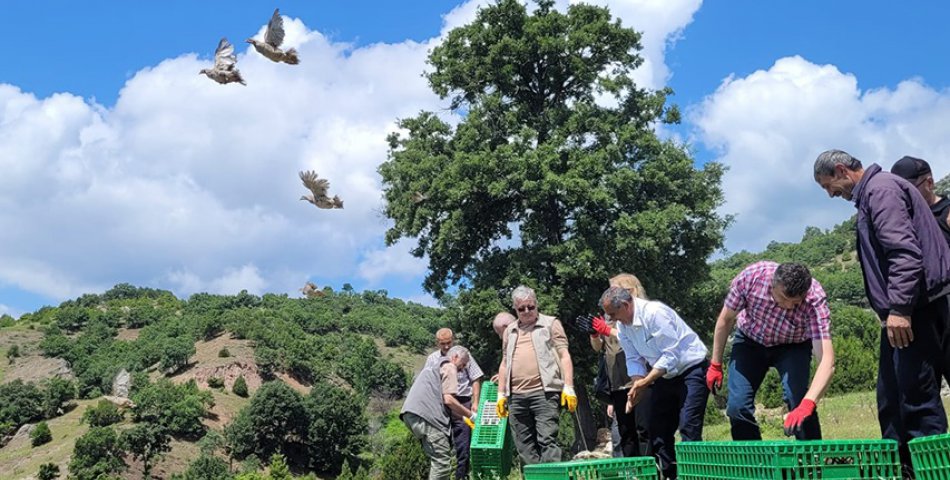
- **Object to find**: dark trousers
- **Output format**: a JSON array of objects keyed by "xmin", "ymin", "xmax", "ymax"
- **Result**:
[
  {"xmin": 877, "ymin": 298, "xmax": 949, "ymax": 471},
  {"xmin": 649, "ymin": 360, "xmax": 709, "ymax": 480},
  {"xmin": 509, "ymin": 390, "xmax": 561, "ymax": 465},
  {"xmin": 609, "ymin": 388, "xmax": 652, "ymax": 457},
  {"xmin": 937, "ymin": 296, "xmax": 950, "ymax": 387},
  {"xmin": 449, "ymin": 396, "xmax": 472, "ymax": 480},
  {"xmin": 726, "ymin": 330, "xmax": 822, "ymax": 441}
]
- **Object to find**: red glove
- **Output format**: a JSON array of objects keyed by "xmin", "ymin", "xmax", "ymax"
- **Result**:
[
  {"xmin": 706, "ymin": 362, "xmax": 723, "ymax": 393},
  {"xmin": 590, "ymin": 316, "xmax": 612, "ymax": 337},
  {"xmin": 784, "ymin": 399, "xmax": 816, "ymax": 436}
]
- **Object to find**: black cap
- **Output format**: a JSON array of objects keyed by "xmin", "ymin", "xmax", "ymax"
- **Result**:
[{"xmin": 891, "ymin": 156, "xmax": 932, "ymax": 180}]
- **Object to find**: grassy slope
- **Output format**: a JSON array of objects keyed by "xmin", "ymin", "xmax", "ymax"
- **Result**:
[{"xmin": 703, "ymin": 390, "xmax": 950, "ymax": 441}]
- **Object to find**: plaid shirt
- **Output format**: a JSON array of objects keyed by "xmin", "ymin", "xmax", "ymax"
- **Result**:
[{"xmin": 725, "ymin": 261, "xmax": 832, "ymax": 347}]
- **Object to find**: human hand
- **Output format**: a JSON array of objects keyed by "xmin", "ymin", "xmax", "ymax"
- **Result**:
[
  {"xmin": 783, "ymin": 399, "xmax": 816, "ymax": 436},
  {"xmin": 496, "ymin": 396, "xmax": 509, "ymax": 418},
  {"xmin": 590, "ymin": 316, "xmax": 612, "ymax": 337},
  {"xmin": 626, "ymin": 378, "xmax": 650, "ymax": 412},
  {"xmin": 464, "ymin": 413, "xmax": 477, "ymax": 429},
  {"xmin": 706, "ymin": 362, "xmax": 724, "ymax": 393},
  {"xmin": 561, "ymin": 385, "xmax": 577, "ymax": 413},
  {"xmin": 606, "ymin": 403, "xmax": 614, "ymax": 419},
  {"xmin": 886, "ymin": 314, "xmax": 913, "ymax": 348}
]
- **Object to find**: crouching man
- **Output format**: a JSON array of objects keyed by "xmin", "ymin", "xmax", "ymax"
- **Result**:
[{"xmin": 401, "ymin": 346, "xmax": 477, "ymax": 480}]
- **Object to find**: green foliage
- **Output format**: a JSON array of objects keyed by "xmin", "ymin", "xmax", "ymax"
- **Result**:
[
  {"xmin": 376, "ymin": 430, "xmax": 428, "ymax": 480},
  {"xmin": 31, "ymin": 420, "xmax": 52, "ymax": 446},
  {"xmin": 131, "ymin": 379, "xmax": 213, "ymax": 438},
  {"xmin": 82, "ymin": 400, "xmax": 124, "ymax": 427},
  {"xmin": 218, "ymin": 347, "xmax": 231, "ymax": 358},
  {"xmin": 226, "ymin": 381, "xmax": 308, "ymax": 461},
  {"xmin": 0, "ymin": 313, "xmax": 15, "ymax": 328},
  {"xmin": 380, "ymin": 0, "xmax": 728, "ymax": 379},
  {"xmin": 179, "ymin": 454, "xmax": 232, "ymax": 480},
  {"xmin": 304, "ymin": 380, "xmax": 368, "ymax": 472},
  {"xmin": 208, "ymin": 377, "xmax": 225, "ymax": 389},
  {"xmin": 42, "ymin": 377, "xmax": 75, "ymax": 418},
  {"xmin": 267, "ymin": 454, "xmax": 293, "ymax": 480},
  {"xmin": 69, "ymin": 426, "xmax": 126, "ymax": 480},
  {"xmin": 6, "ymin": 343, "xmax": 19, "ymax": 362},
  {"xmin": 0, "ymin": 379, "xmax": 45, "ymax": 427},
  {"xmin": 233, "ymin": 375, "xmax": 249, "ymax": 397},
  {"xmin": 37, "ymin": 462, "xmax": 60, "ymax": 480},
  {"xmin": 120, "ymin": 423, "xmax": 171, "ymax": 479}
]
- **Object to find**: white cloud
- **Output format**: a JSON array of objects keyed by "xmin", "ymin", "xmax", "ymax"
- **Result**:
[
  {"xmin": 358, "ymin": 239, "xmax": 429, "ymax": 285},
  {"xmin": 690, "ymin": 55, "xmax": 950, "ymax": 254},
  {"xmin": 0, "ymin": 3, "xmax": 706, "ymax": 308}
]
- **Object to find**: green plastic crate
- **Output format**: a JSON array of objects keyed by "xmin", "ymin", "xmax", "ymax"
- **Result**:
[
  {"xmin": 471, "ymin": 382, "xmax": 513, "ymax": 480},
  {"xmin": 523, "ymin": 457, "xmax": 658, "ymax": 480},
  {"xmin": 911, "ymin": 432, "xmax": 950, "ymax": 480},
  {"xmin": 676, "ymin": 440, "xmax": 900, "ymax": 480}
]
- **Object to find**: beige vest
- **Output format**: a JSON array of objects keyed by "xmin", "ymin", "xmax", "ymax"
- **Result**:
[{"xmin": 504, "ymin": 314, "xmax": 564, "ymax": 393}]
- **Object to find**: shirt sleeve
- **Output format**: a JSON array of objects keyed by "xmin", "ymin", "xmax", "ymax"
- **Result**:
[
  {"xmin": 441, "ymin": 363, "xmax": 459, "ymax": 395},
  {"xmin": 868, "ymin": 186, "xmax": 925, "ymax": 315},
  {"xmin": 646, "ymin": 305, "xmax": 688, "ymax": 377},
  {"xmin": 724, "ymin": 267, "xmax": 750, "ymax": 312},
  {"xmin": 618, "ymin": 324, "xmax": 648, "ymax": 378},
  {"xmin": 550, "ymin": 319, "xmax": 569, "ymax": 352},
  {"xmin": 466, "ymin": 356, "xmax": 485, "ymax": 381},
  {"xmin": 807, "ymin": 282, "xmax": 832, "ymax": 340}
]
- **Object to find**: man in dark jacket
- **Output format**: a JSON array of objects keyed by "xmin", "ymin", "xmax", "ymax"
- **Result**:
[
  {"xmin": 814, "ymin": 149, "xmax": 950, "ymax": 476},
  {"xmin": 891, "ymin": 155, "xmax": 950, "ymax": 389}
]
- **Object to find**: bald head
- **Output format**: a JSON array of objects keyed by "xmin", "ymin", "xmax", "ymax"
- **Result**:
[
  {"xmin": 435, "ymin": 328, "xmax": 454, "ymax": 354},
  {"xmin": 492, "ymin": 312, "xmax": 516, "ymax": 339}
]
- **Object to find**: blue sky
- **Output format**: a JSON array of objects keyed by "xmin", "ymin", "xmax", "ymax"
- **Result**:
[{"xmin": 3, "ymin": 1, "xmax": 950, "ymax": 317}]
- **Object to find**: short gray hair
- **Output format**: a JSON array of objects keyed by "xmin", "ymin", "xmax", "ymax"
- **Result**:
[
  {"xmin": 600, "ymin": 286, "xmax": 633, "ymax": 310},
  {"xmin": 446, "ymin": 345, "xmax": 470, "ymax": 363},
  {"xmin": 511, "ymin": 285, "xmax": 536, "ymax": 305},
  {"xmin": 814, "ymin": 149, "xmax": 863, "ymax": 178}
]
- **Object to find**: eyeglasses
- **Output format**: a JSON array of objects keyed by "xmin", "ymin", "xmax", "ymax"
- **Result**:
[{"xmin": 515, "ymin": 305, "xmax": 537, "ymax": 313}]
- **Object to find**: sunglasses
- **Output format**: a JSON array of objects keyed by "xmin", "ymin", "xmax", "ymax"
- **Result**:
[{"xmin": 516, "ymin": 305, "xmax": 537, "ymax": 313}]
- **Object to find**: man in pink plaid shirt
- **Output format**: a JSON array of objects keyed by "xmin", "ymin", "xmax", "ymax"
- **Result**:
[{"xmin": 706, "ymin": 261, "xmax": 836, "ymax": 440}]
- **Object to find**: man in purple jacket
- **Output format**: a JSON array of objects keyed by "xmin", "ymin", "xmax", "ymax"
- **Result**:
[{"xmin": 814, "ymin": 149, "xmax": 950, "ymax": 477}]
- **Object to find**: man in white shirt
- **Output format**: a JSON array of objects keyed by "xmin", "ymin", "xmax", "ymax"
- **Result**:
[{"xmin": 601, "ymin": 286, "xmax": 710, "ymax": 480}]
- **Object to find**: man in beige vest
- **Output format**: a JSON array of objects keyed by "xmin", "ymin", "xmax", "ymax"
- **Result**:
[{"xmin": 496, "ymin": 285, "xmax": 576, "ymax": 464}]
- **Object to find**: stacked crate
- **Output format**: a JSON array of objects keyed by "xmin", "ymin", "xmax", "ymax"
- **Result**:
[
  {"xmin": 522, "ymin": 457, "xmax": 658, "ymax": 480},
  {"xmin": 676, "ymin": 439, "xmax": 900, "ymax": 479},
  {"xmin": 910, "ymin": 432, "xmax": 950, "ymax": 480},
  {"xmin": 470, "ymin": 381, "xmax": 514, "ymax": 479}
]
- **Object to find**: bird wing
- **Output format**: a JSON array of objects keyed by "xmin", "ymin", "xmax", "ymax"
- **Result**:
[
  {"xmin": 299, "ymin": 170, "xmax": 329, "ymax": 198},
  {"xmin": 213, "ymin": 38, "xmax": 237, "ymax": 69},
  {"xmin": 264, "ymin": 9, "xmax": 285, "ymax": 48}
]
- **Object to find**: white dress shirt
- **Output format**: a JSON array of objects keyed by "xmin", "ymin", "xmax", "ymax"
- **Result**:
[{"xmin": 617, "ymin": 298, "xmax": 708, "ymax": 379}]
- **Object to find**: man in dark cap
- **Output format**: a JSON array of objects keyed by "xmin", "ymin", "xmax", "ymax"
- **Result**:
[
  {"xmin": 891, "ymin": 156, "xmax": 950, "ymax": 244},
  {"xmin": 892, "ymin": 155, "xmax": 950, "ymax": 396}
]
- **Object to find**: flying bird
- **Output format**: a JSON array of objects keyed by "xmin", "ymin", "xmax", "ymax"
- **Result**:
[
  {"xmin": 199, "ymin": 38, "xmax": 246, "ymax": 85},
  {"xmin": 299, "ymin": 170, "xmax": 344, "ymax": 209},
  {"xmin": 300, "ymin": 282, "xmax": 325, "ymax": 298},
  {"xmin": 412, "ymin": 191, "xmax": 429, "ymax": 204},
  {"xmin": 247, "ymin": 9, "xmax": 300, "ymax": 65}
]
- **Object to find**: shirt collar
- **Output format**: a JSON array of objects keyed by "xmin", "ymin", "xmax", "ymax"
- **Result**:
[{"xmin": 630, "ymin": 297, "xmax": 645, "ymax": 327}]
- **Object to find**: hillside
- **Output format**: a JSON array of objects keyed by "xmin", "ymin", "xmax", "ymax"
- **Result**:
[
  {"xmin": 0, "ymin": 286, "xmax": 440, "ymax": 479},
  {"xmin": 0, "ymin": 216, "xmax": 944, "ymax": 479}
]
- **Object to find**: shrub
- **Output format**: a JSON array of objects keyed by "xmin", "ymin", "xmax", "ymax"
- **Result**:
[
  {"xmin": 6, "ymin": 344, "xmax": 20, "ymax": 362},
  {"xmin": 37, "ymin": 463, "xmax": 60, "ymax": 480},
  {"xmin": 232, "ymin": 376, "xmax": 249, "ymax": 397},
  {"xmin": 218, "ymin": 347, "xmax": 231, "ymax": 358},
  {"xmin": 82, "ymin": 400, "xmax": 124, "ymax": 427},
  {"xmin": 208, "ymin": 377, "xmax": 225, "ymax": 389},
  {"xmin": 31, "ymin": 421, "xmax": 52, "ymax": 446}
]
